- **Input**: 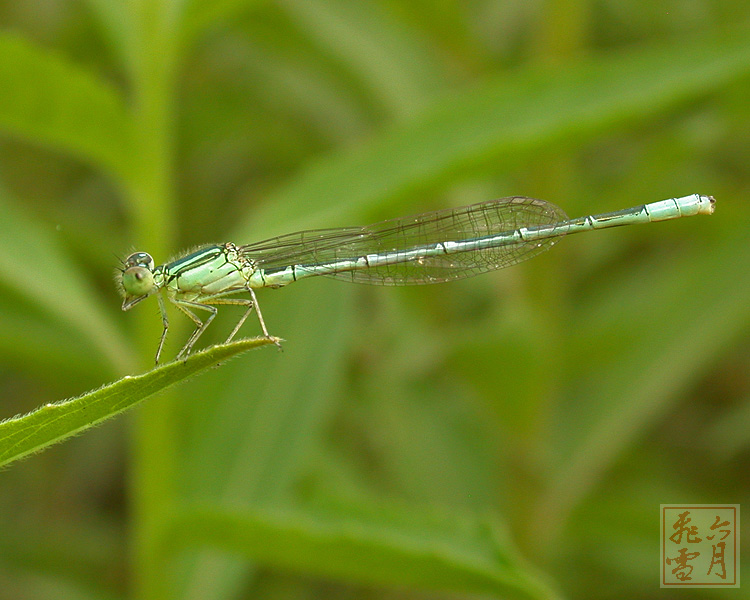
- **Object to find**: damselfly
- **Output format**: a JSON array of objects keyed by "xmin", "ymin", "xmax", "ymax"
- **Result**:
[{"xmin": 118, "ymin": 194, "xmax": 714, "ymax": 363}]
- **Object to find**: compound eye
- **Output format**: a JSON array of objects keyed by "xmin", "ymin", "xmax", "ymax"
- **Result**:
[
  {"xmin": 121, "ymin": 266, "xmax": 155, "ymax": 297},
  {"xmin": 125, "ymin": 252, "xmax": 154, "ymax": 271}
]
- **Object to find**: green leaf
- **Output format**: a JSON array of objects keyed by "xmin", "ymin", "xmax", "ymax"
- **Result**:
[
  {"xmin": 279, "ymin": 0, "xmax": 447, "ymax": 115},
  {"xmin": 0, "ymin": 34, "xmax": 135, "ymax": 185},
  {"xmin": 168, "ymin": 498, "xmax": 559, "ymax": 600},
  {"xmin": 0, "ymin": 337, "xmax": 278, "ymax": 468},
  {"xmin": 179, "ymin": 0, "xmax": 267, "ymax": 49},
  {"xmin": 702, "ymin": 392, "xmax": 750, "ymax": 460},
  {"xmin": 0, "ymin": 301, "xmax": 106, "ymax": 388},
  {"xmin": 81, "ymin": 0, "xmax": 137, "ymax": 78},
  {"xmin": 0, "ymin": 185, "xmax": 133, "ymax": 374},
  {"xmin": 237, "ymin": 26, "xmax": 750, "ymax": 240},
  {"xmin": 175, "ymin": 281, "xmax": 355, "ymax": 600},
  {"xmin": 534, "ymin": 224, "xmax": 750, "ymax": 542}
]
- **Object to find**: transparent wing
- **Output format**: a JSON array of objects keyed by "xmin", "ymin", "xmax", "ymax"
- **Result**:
[{"xmin": 239, "ymin": 197, "xmax": 568, "ymax": 285}]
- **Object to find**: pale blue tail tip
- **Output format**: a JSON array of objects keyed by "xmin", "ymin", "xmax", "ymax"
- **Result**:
[{"xmin": 697, "ymin": 194, "xmax": 716, "ymax": 215}]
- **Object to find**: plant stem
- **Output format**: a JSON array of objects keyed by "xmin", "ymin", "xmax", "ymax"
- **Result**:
[{"xmin": 127, "ymin": 3, "xmax": 181, "ymax": 599}]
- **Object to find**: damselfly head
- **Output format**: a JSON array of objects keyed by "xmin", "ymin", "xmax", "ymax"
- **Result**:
[{"xmin": 119, "ymin": 252, "xmax": 156, "ymax": 310}]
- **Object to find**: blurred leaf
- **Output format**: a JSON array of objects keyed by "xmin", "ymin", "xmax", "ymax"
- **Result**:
[
  {"xmin": 177, "ymin": 281, "xmax": 353, "ymax": 600},
  {"xmin": 239, "ymin": 25, "xmax": 750, "ymax": 240},
  {"xmin": 183, "ymin": 286, "xmax": 352, "ymax": 501},
  {"xmin": 360, "ymin": 367, "xmax": 501, "ymax": 508},
  {"xmin": 0, "ymin": 185, "xmax": 132, "ymax": 373},
  {"xmin": 0, "ymin": 573, "xmax": 122, "ymax": 600},
  {"xmin": 180, "ymin": 0, "xmax": 268, "ymax": 48},
  {"xmin": 180, "ymin": 29, "xmax": 370, "ymax": 152},
  {"xmin": 278, "ymin": 0, "xmax": 447, "ymax": 116},
  {"xmin": 381, "ymin": 0, "xmax": 488, "ymax": 69},
  {"xmin": 0, "ymin": 34, "xmax": 135, "ymax": 186},
  {"xmin": 0, "ymin": 337, "xmax": 277, "ymax": 468},
  {"xmin": 0, "ymin": 301, "xmax": 106, "ymax": 389},
  {"xmin": 81, "ymin": 0, "xmax": 137, "ymax": 77},
  {"xmin": 534, "ymin": 224, "xmax": 750, "ymax": 544},
  {"xmin": 168, "ymin": 497, "xmax": 559, "ymax": 600},
  {"xmin": 0, "ymin": 515, "xmax": 123, "ymax": 598},
  {"xmin": 702, "ymin": 392, "xmax": 750, "ymax": 459}
]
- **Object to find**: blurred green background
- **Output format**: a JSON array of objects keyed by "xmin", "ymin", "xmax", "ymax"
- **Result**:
[{"xmin": 0, "ymin": 1, "xmax": 748, "ymax": 599}]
